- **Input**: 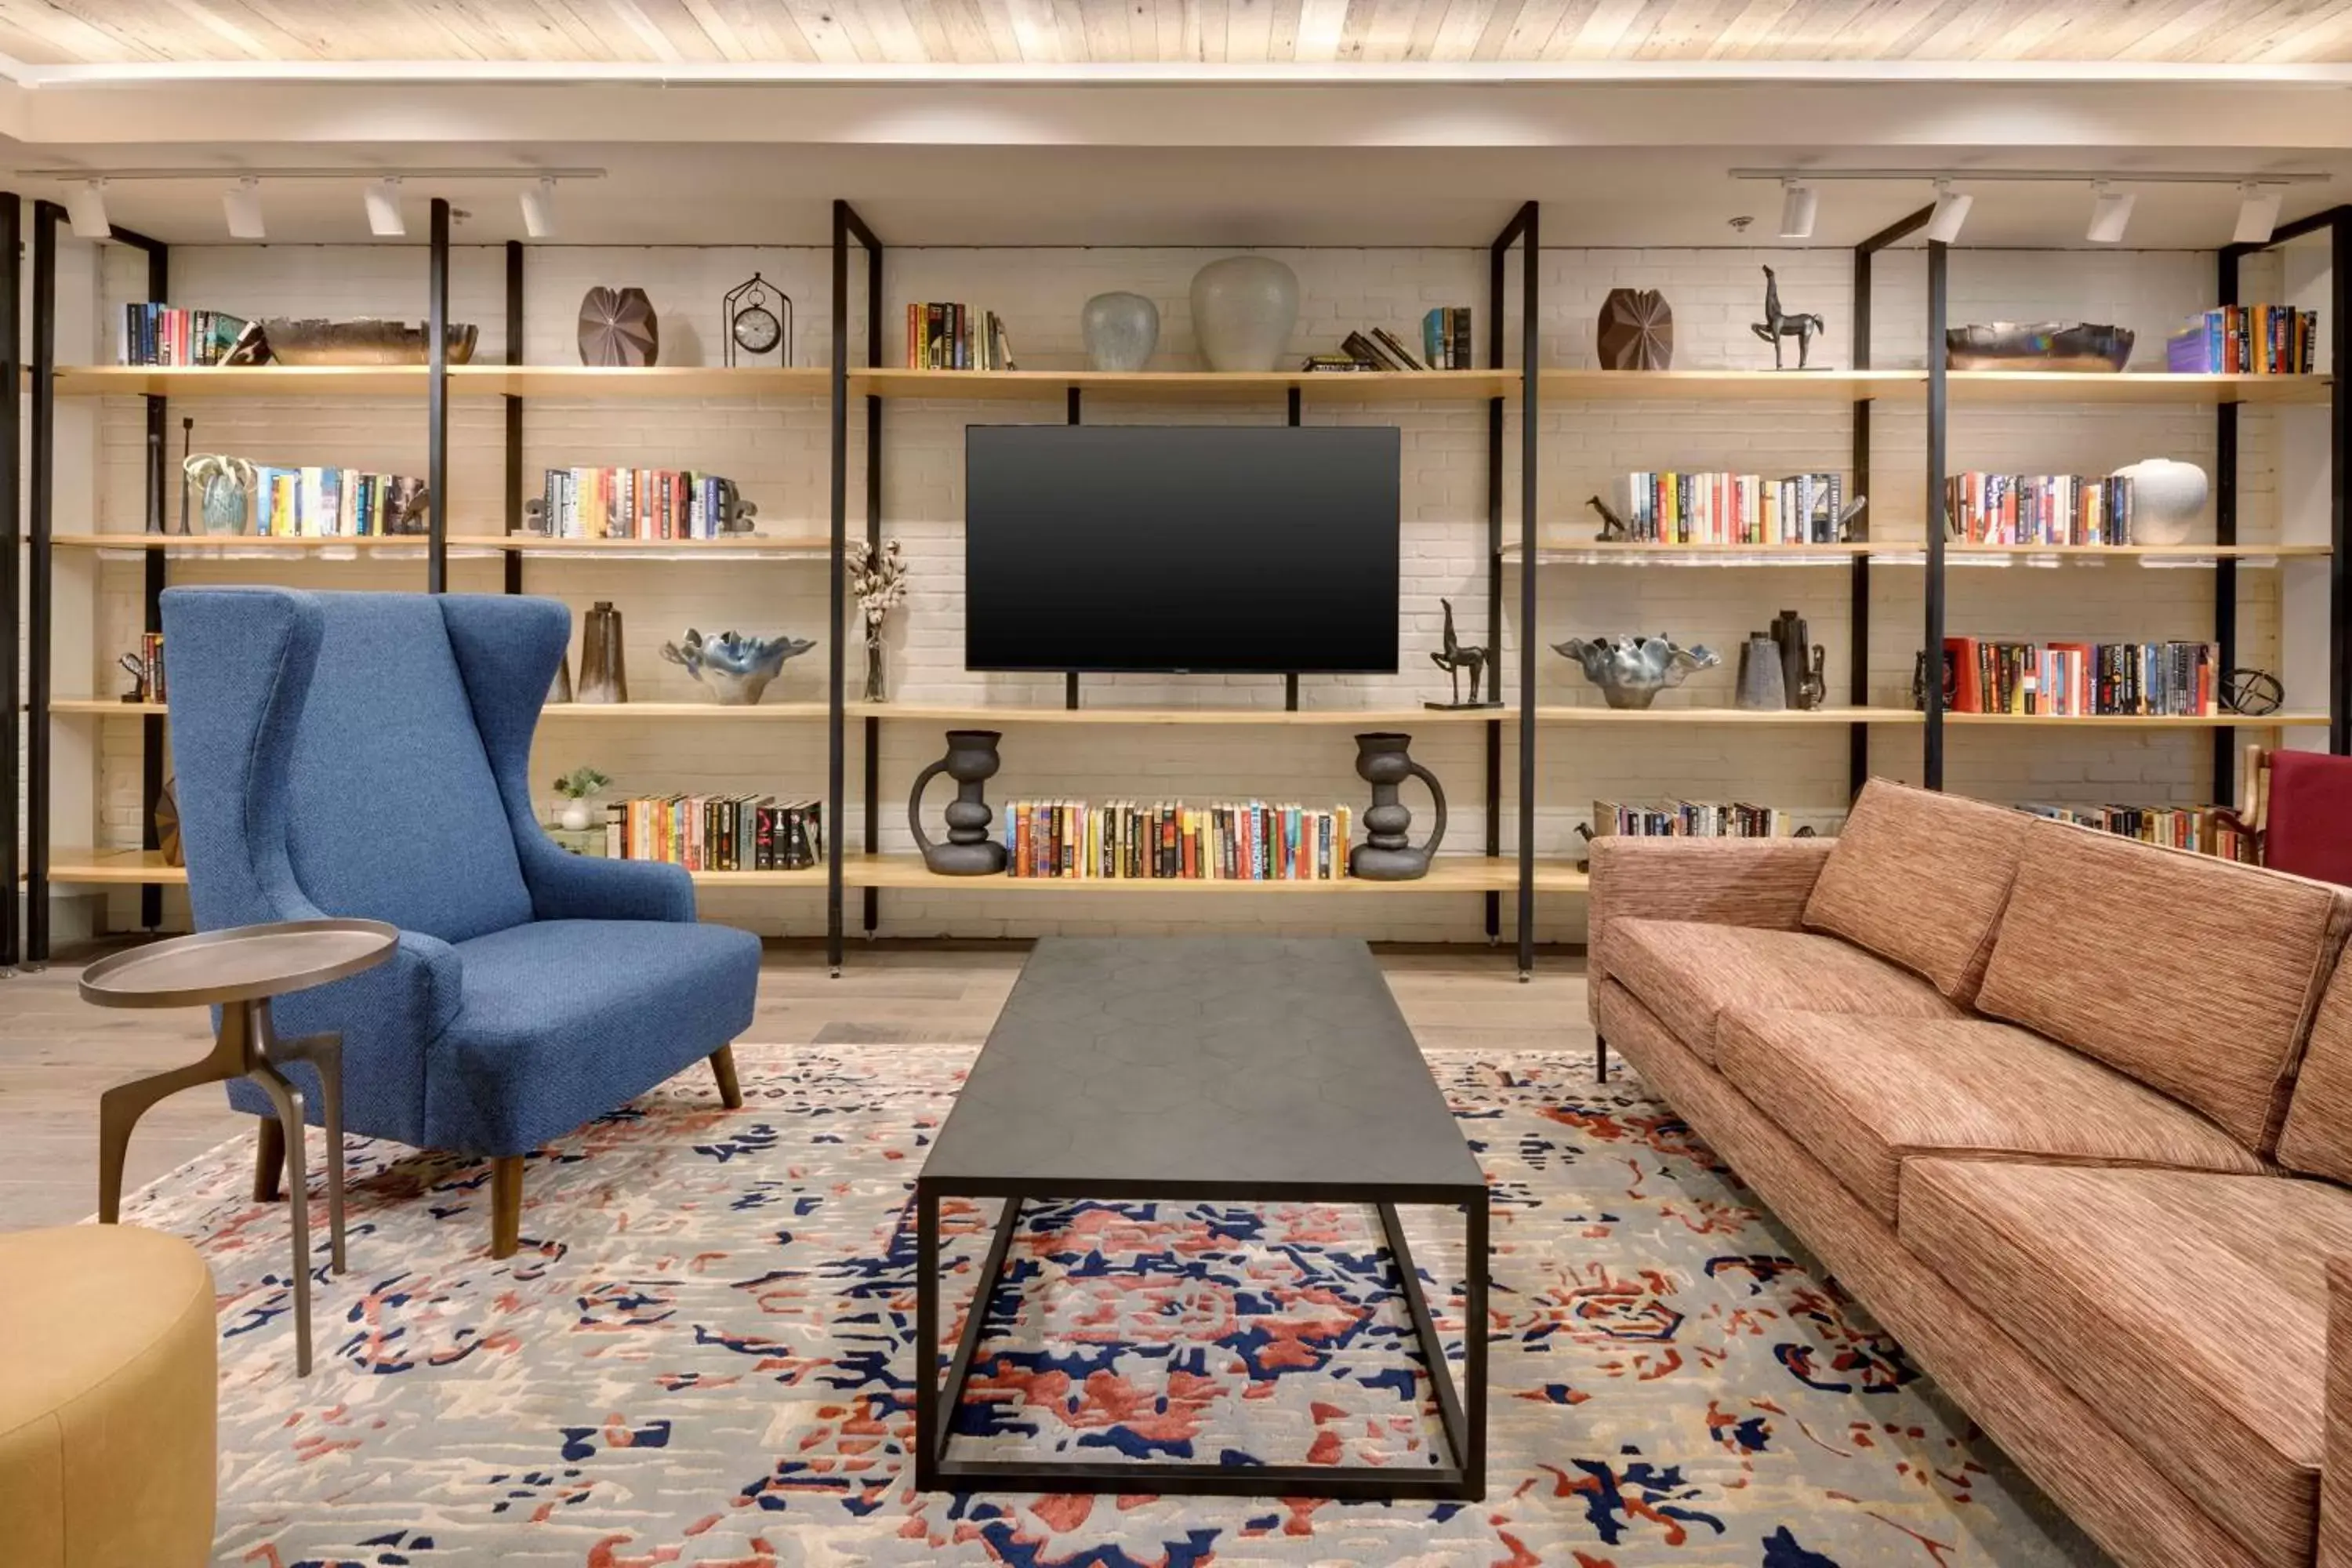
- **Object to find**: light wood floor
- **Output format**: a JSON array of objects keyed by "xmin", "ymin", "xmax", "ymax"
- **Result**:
[{"xmin": 0, "ymin": 938, "xmax": 1592, "ymax": 1230}]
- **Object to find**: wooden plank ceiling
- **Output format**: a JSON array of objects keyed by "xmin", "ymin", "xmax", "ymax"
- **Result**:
[{"xmin": 3, "ymin": 0, "xmax": 2350, "ymax": 65}]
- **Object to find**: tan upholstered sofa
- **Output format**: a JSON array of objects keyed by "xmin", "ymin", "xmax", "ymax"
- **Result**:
[{"xmin": 1588, "ymin": 778, "xmax": 2352, "ymax": 1568}]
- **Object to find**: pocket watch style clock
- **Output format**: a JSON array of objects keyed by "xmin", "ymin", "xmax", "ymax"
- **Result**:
[{"xmin": 724, "ymin": 272, "xmax": 793, "ymax": 368}]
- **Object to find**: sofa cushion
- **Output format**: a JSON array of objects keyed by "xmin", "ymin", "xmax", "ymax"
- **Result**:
[
  {"xmin": 1718, "ymin": 1011, "xmax": 2267, "ymax": 1223},
  {"xmin": 423, "ymin": 918, "xmax": 762, "ymax": 1156},
  {"xmin": 2278, "ymin": 960, "xmax": 2352, "ymax": 1183},
  {"xmin": 1801, "ymin": 779, "xmax": 2028, "ymax": 1005},
  {"xmin": 1975, "ymin": 818, "xmax": 2352, "ymax": 1155},
  {"xmin": 1900, "ymin": 1160, "xmax": 2352, "ymax": 1568},
  {"xmin": 1606, "ymin": 918, "xmax": 1963, "ymax": 1065}
]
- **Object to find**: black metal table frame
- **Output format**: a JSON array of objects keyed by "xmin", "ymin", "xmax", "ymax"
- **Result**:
[{"xmin": 913, "ymin": 1176, "xmax": 1488, "ymax": 1501}]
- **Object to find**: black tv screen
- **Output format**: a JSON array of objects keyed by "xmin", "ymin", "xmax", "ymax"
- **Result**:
[{"xmin": 965, "ymin": 424, "xmax": 1401, "ymax": 674}]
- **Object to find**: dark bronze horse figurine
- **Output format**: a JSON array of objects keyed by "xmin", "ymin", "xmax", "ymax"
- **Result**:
[
  {"xmin": 1430, "ymin": 599, "xmax": 1492, "ymax": 706},
  {"xmin": 1751, "ymin": 265, "xmax": 1824, "ymax": 370}
]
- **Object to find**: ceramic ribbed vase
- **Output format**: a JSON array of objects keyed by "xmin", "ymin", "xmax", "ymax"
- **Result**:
[{"xmin": 1189, "ymin": 256, "xmax": 1300, "ymax": 373}]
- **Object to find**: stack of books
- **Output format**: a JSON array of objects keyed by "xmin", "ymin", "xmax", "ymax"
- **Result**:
[
  {"xmin": 234, "ymin": 467, "xmax": 427, "ymax": 536},
  {"xmin": 1004, "ymin": 799, "xmax": 1352, "ymax": 880},
  {"xmin": 118, "ymin": 304, "xmax": 248, "ymax": 367},
  {"xmin": 2165, "ymin": 305, "xmax": 2318, "ymax": 374},
  {"xmin": 1591, "ymin": 800, "xmax": 1798, "ymax": 839},
  {"xmin": 1610, "ymin": 471, "xmax": 1846, "ymax": 546},
  {"xmin": 1945, "ymin": 472, "xmax": 2136, "ymax": 546},
  {"xmin": 605, "ymin": 796, "xmax": 823, "ymax": 872},
  {"xmin": 1306, "ymin": 310, "xmax": 1473, "ymax": 373},
  {"xmin": 905, "ymin": 304, "xmax": 1014, "ymax": 369},
  {"xmin": 539, "ymin": 467, "xmax": 742, "ymax": 541},
  {"xmin": 2020, "ymin": 802, "xmax": 2252, "ymax": 862},
  {"xmin": 1940, "ymin": 637, "xmax": 2219, "ymax": 717},
  {"xmin": 129, "ymin": 632, "xmax": 165, "ymax": 703}
]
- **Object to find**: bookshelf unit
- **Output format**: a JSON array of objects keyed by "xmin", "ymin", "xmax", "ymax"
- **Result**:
[{"xmin": 7, "ymin": 191, "xmax": 2349, "ymax": 982}]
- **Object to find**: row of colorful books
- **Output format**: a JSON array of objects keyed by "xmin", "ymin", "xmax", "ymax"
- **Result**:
[
  {"xmin": 2019, "ymin": 802, "xmax": 2252, "ymax": 862},
  {"xmin": 1608, "ymin": 471, "xmax": 1846, "ymax": 546},
  {"xmin": 1592, "ymin": 800, "xmax": 1800, "ymax": 840},
  {"xmin": 906, "ymin": 303, "xmax": 1016, "ymax": 370},
  {"xmin": 227, "ymin": 466, "xmax": 428, "ymax": 536},
  {"xmin": 116, "ymin": 304, "xmax": 249, "ymax": 367},
  {"xmin": 538, "ymin": 467, "xmax": 743, "ymax": 541},
  {"xmin": 1004, "ymin": 799, "xmax": 1353, "ymax": 880},
  {"xmin": 604, "ymin": 795, "xmax": 824, "ymax": 871},
  {"xmin": 1940, "ymin": 637, "xmax": 2219, "ymax": 717},
  {"xmin": 2165, "ymin": 304, "xmax": 2317, "ymax": 375},
  {"xmin": 1944, "ymin": 472, "xmax": 2139, "ymax": 547}
]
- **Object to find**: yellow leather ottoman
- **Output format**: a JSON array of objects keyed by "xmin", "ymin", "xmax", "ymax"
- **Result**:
[{"xmin": 0, "ymin": 1225, "xmax": 216, "ymax": 1567}]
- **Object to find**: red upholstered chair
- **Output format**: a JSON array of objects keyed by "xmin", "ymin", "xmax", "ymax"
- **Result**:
[{"xmin": 2238, "ymin": 746, "xmax": 2352, "ymax": 888}]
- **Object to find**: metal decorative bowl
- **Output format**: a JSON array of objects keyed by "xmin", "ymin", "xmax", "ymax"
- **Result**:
[
  {"xmin": 1552, "ymin": 634, "xmax": 1720, "ymax": 710},
  {"xmin": 659, "ymin": 629, "xmax": 816, "ymax": 706},
  {"xmin": 1945, "ymin": 321, "xmax": 2135, "ymax": 373},
  {"xmin": 260, "ymin": 318, "xmax": 480, "ymax": 366}
]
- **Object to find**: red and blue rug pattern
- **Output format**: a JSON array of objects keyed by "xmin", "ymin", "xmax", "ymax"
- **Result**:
[{"xmin": 123, "ymin": 1047, "xmax": 2085, "ymax": 1566}]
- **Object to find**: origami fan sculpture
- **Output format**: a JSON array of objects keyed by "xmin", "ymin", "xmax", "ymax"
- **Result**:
[
  {"xmin": 1597, "ymin": 288, "xmax": 1673, "ymax": 370},
  {"xmin": 577, "ymin": 285, "xmax": 660, "ymax": 367}
]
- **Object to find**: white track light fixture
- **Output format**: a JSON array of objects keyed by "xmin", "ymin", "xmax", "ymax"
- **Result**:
[
  {"xmin": 1926, "ymin": 180, "xmax": 1973, "ymax": 245},
  {"xmin": 2086, "ymin": 183, "xmax": 2136, "ymax": 245},
  {"xmin": 223, "ymin": 179, "xmax": 265, "ymax": 240},
  {"xmin": 2234, "ymin": 182, "xmax": 2283, "ymax": 246},
  {"xmin": 365, "ymin": 177, "xmax": 405, "ymax": 238},
  {"xmin": 520, "ymin": 177, "xmax": 557, "ymax": 239},
  {"xmin": 64, "ymin": 180, "xmax": 109, "ymax": 240},
  {"xmin": 1778, "ymin": 180, "xmax": 1817, "ymax": 240}
]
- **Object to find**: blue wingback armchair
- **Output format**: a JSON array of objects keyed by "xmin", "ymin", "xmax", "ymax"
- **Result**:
[{"xmin": 159, "ymin": 586, "xmax": 760, "ymax": 1257}]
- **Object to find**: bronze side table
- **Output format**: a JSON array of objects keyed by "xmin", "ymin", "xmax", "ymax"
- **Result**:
[{"xmin": 80, "ymin": 918, "xmax": 397, "ymax": 1375}]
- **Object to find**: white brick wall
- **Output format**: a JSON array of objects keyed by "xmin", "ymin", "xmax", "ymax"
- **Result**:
[{"xmin": 65, "ymin": 240, "xmax": 2307, "ymax": 943}]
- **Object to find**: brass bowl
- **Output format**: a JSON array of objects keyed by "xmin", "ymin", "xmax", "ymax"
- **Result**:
[{"xmin": 260, "ymin": 318, "xmax": 479, "ymax": 366}]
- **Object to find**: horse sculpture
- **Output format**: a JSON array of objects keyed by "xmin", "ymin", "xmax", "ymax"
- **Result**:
[
  {"xmin": 1751, "ymin": 265, "xmax": 1825, "ymax": 370},
  {"xmin": 1429, "ymin": 599, "xmax": 1494, "ymax": 707}
]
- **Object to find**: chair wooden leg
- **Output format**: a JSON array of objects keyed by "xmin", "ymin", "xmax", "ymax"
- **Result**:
[
  {"xmin": 253, "ymin": 1115, "xmax": 286, "ymax": 1202},
  {"xmin": 489, "ymin": 1156, "xmax": 524, "ymax": 1260},
  {"xmin": 709, "ymin": 1045, "xmax": 744, "ymax": 1110}
]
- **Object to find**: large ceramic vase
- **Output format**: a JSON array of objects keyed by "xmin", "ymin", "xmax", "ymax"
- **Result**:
[
  {"xmin": 909, "ymin": 730, "xmax": 1007, "ymax": 876},
  {"xmin": 579, "ymin": 601, "xmax": 629, "ymax": 704},
  {"xmin": 1348, "ymin": 732, "xmax": 1446, "ymax": 882},
  {"xmin": 1189, "ymin": 256, "xmax": 1300, "ymax": 373},
  {"xmin": 1082, "ymin": 292, "xmax": 1160, "ymax": 372},
  {"xmin": 2111, "ymin": 456, "xmax": 2209, "ymax": 546}
]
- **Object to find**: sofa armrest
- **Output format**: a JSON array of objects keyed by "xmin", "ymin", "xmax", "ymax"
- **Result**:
[
  {"xmin": 2325, "ymin": 1258, "xmax": 2352, "ymax": 1567},
  {"xmin": 517, "ymin": 829, "xmax": 696, "ymax": 924},
  {"xmin": 1588, "ymin": 835, "xmax": 1836, "ymax": 989}
]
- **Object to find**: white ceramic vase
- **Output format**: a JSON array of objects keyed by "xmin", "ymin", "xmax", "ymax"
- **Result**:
[
  {"xmin": 559, "ymin": 798, "xmax": 594, "ymax": 831},
  {"xmin": 2112, "ymin": 456, "xmax": 2209, "ymax": 546},
  {"xmin": 1189, "ymin": 255, "xmax": 1300, "ymax": 373},
  {"xmin": 1082, "ymin": 292, "xmax": 1160, "ymax": 372}
]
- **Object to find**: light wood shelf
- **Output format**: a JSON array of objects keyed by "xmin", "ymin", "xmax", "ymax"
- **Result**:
[
  {"xmin": 849, "ymin": 368, "xmax": 1519, "ymax": 403},
  {"xmin": 848, "ymin": 701, "xmax": 1508, "ymax": 726},
  {"xmin": 1933, "ymin": 543, "xmax": 2332, "ymax": 563},
  {"xmin": 1508, "ymin": 540, "xmax": 1875, "ymax": 564},
  {"xmin": 1946, "ymin": 371, "xmax": 2332, "ymax": 405},
  {"xmin": 50, "ymin": 699, "xmax": 165, "ymax": 717},
  {"xmin": 1944, "ymin": 711, "xmax": 2330, "ymax": 729},
  {"xmin": 1541, "ymin": 368, "xmax": 1921, "ymax": 401},
  {"xmin": 51, "ymin": 532, "xmax": 436, "ymax": 552},
  {"xmin": 53, "ymin": 698, "xmax": 831, "ymax": 722},
  {"xmin": 457, "ymin": 534, "xmax": 833, "ymax": 554},
  {"xmin": 840, "ymin": 851, "xmax": 1550, "ymax": 893},
  {"xmin": 1512, "ymin": 540, "xmax": 2331, "ymax": 564},
  {"xmin": 1538, "ymin": 706, "xmax": 1925, "ymax": 725},
  {"xmin": 45, "ymin": 532, "xmax": 830, "ymax": 556},
  {"xmin": 41, "ymin": 848, "xmax": 182, "ymax": 885},
  {"xmin": 52, "ymin": 365, "xmax": 834, "ymax": 400}
]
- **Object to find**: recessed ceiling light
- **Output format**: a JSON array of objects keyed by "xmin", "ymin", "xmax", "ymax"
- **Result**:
[
  {"xmin": 223, "ymin": 178, "xmax": 264, "ymax": 240},
  {"xmin": 365, "ymin": 176, "xmax": 405, "ymax": 238}
]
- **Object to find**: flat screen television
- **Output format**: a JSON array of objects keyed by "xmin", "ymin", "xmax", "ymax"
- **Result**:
[{"xmin": 964, "ymin": 424, "xmax": 1401, "ymax": 674}]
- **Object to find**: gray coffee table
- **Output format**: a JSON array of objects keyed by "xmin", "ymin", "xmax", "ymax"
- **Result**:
[{"xmin": 914, "ymin": 936, "xmax": 1489, "ymax": 1501}]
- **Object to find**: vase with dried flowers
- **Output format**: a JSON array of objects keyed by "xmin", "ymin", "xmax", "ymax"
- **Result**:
[
  {"xmin": 552, "ymin": 764, "xmax": 611, "ymax": 832},
  {"xmin": 848, "ymin": 538, "xmax": 908, "ymax": 702}
]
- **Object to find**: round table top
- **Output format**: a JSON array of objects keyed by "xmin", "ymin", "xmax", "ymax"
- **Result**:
[{"xmin": 78, "ymin": 919, "xmax": 399, "ymax": 1010}]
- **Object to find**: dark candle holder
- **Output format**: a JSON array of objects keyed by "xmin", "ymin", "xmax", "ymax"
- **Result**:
[
  {"xmin": 909, "ymin": 730, "xmax": 1008, "ymax": 876},
  {"xmin": 1348, "ymin": 732, "xmax": 1446, "ymax": 881}
]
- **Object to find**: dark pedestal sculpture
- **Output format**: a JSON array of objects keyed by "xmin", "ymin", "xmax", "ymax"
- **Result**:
[
  {"xmin": 1348, "ymin": 732, "xmax": 1446, "ymax": 881},
  {"xmin": 910, "ymin": 730, "xmax": 1009, "ymax": 875}
]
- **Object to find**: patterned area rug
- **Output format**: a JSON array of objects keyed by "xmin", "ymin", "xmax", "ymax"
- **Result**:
[{"xmin": 123, "ymin": 1046, "xmax": 2086, "ymax": 1567}]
